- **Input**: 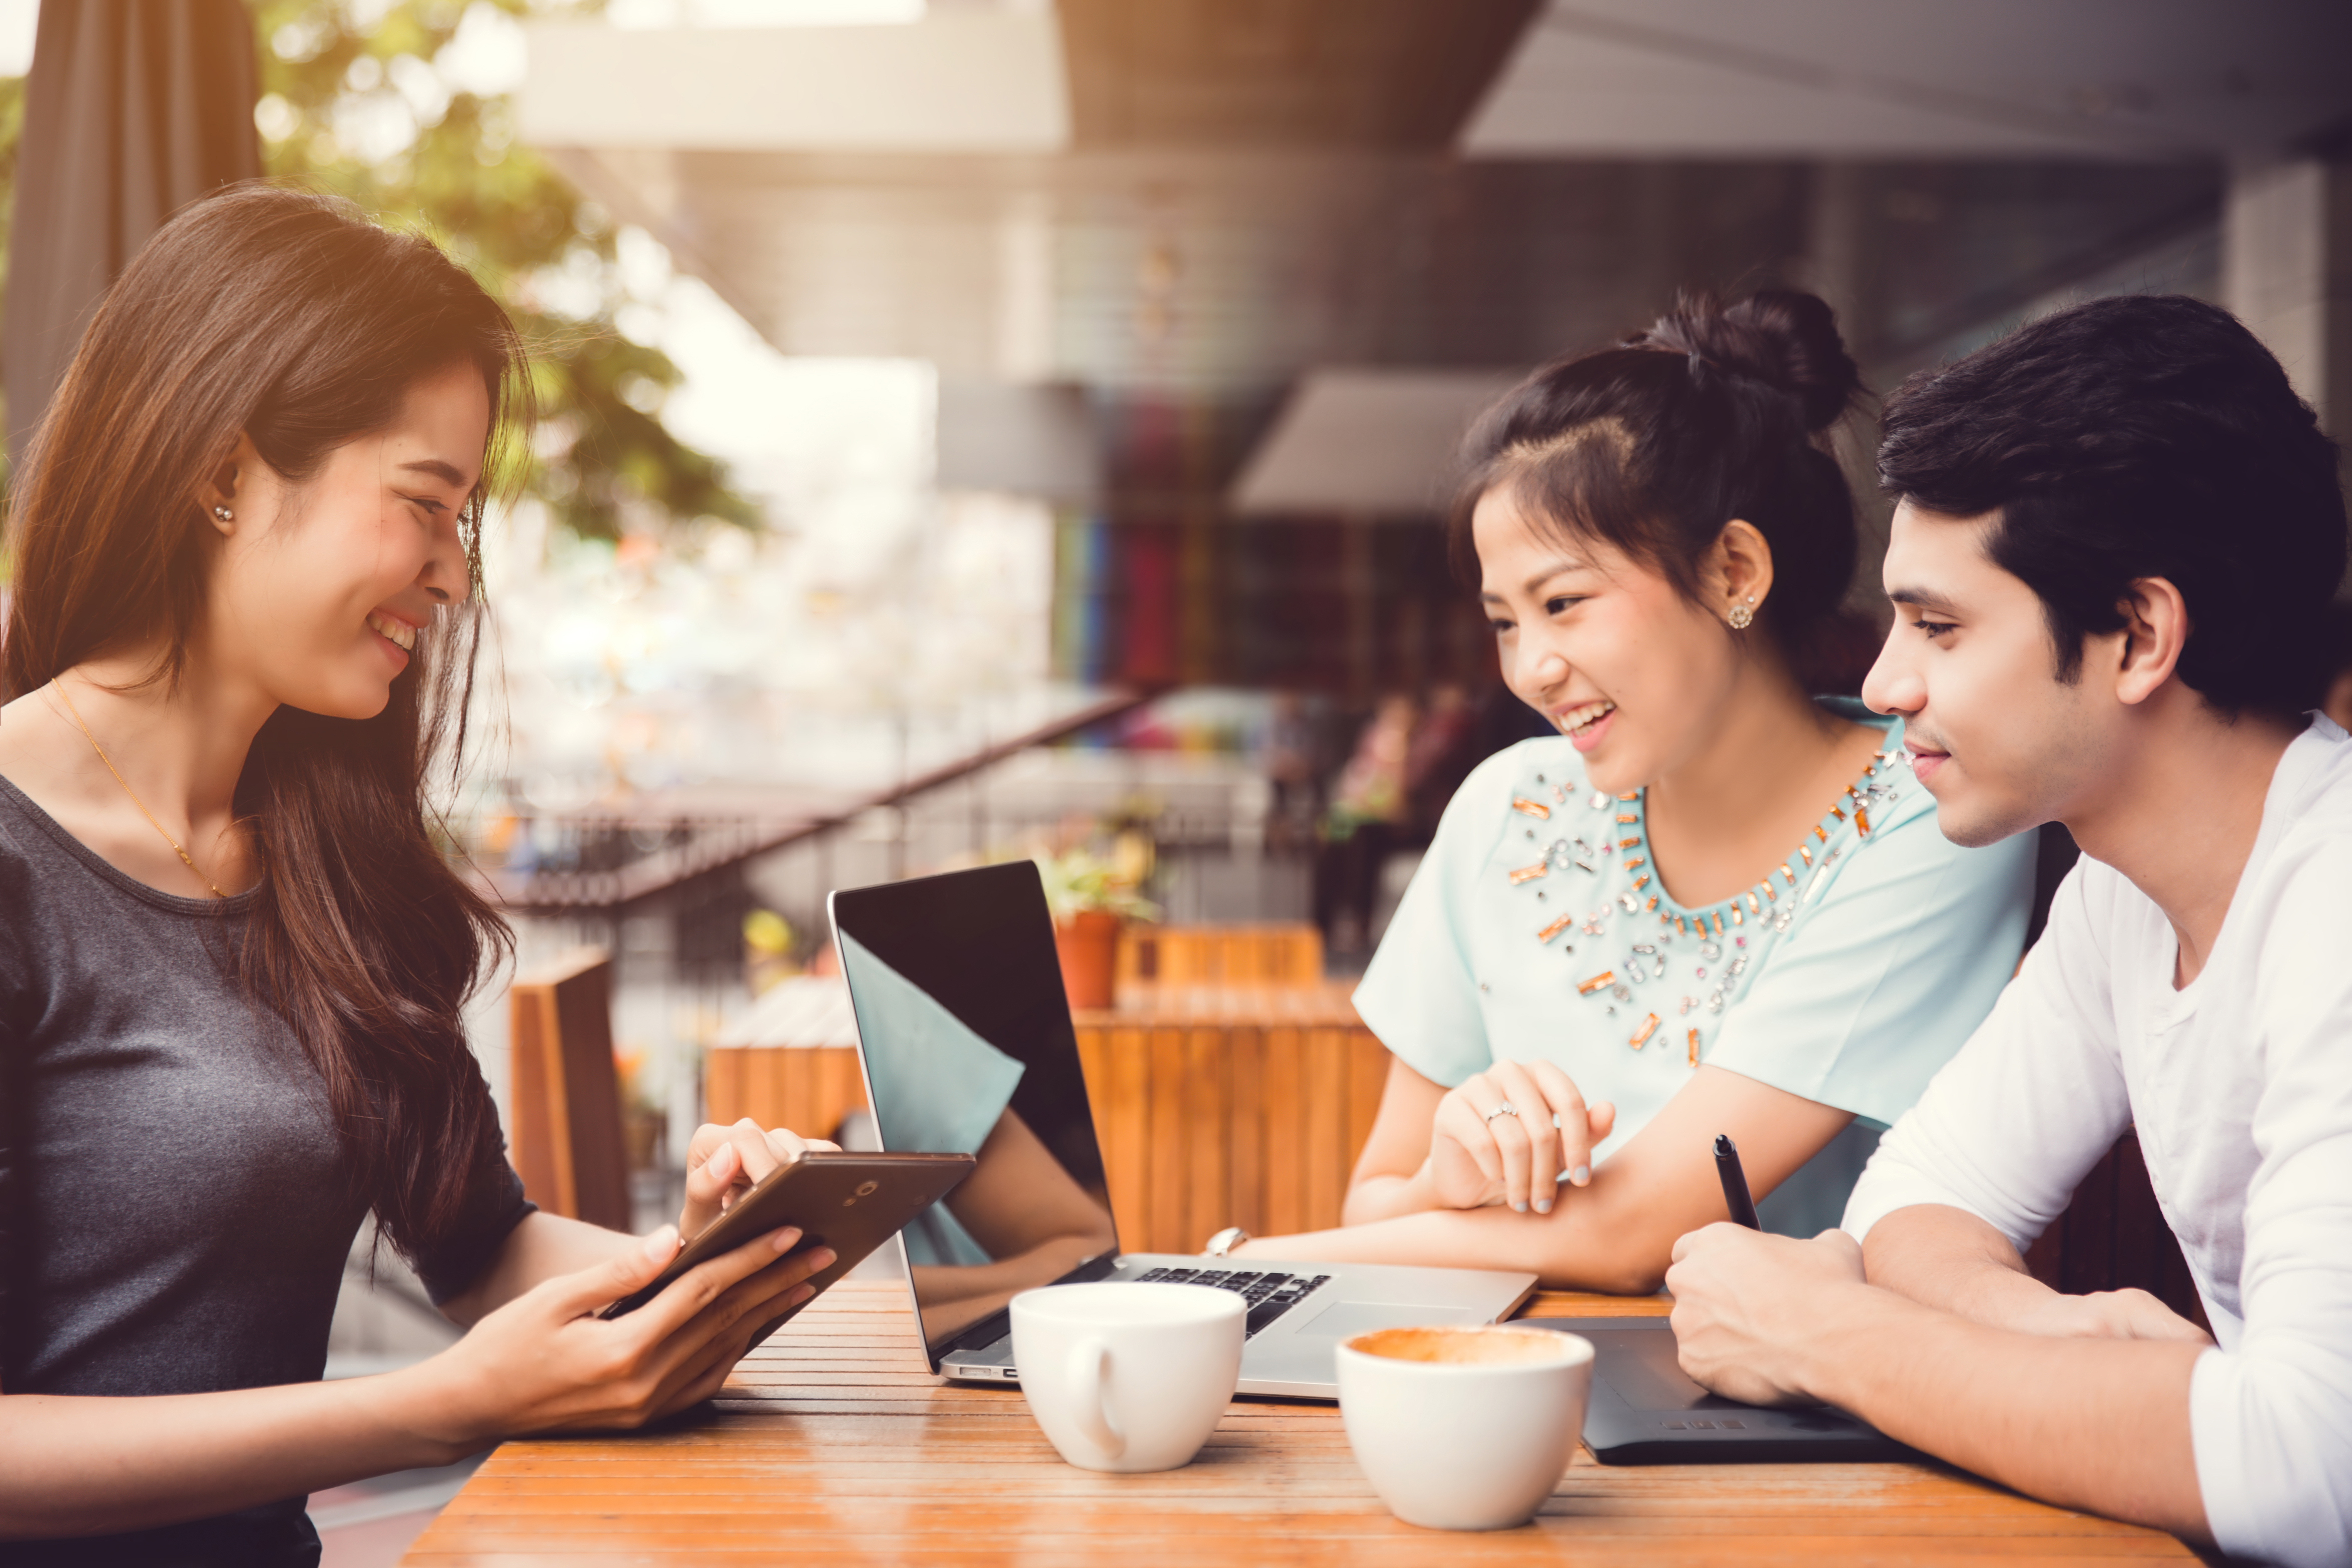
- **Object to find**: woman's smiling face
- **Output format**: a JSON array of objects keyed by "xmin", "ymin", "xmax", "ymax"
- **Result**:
[
  {"xmin": 203, "ymin": 361, "xmax": 488, "ymax": 721},
  {"xmin": 1474, "ymin": 483, "xmax": 1749, "ymax": 796}
]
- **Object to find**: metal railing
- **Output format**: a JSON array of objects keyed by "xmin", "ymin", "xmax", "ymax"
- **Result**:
[{"xmin": 474, "ymin": 689, "xmax": 1150, "ymax": 915}]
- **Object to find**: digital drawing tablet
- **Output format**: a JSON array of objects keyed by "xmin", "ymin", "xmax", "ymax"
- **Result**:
[
  {"xmin": 599, "ymin": 1150, "xmax": 974, "ymax": 1329},
  {"xmin": 1521, "ymin": 1316, "xmax": 1917, "ymax": 1465}
]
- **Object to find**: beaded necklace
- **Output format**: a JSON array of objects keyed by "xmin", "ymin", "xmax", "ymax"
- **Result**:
[{"xmin": 1498, "ymin": 749, "xmax": 1910, "ymax": 1068}]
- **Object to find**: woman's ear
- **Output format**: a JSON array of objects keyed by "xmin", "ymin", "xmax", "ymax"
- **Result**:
[
  {"xmin": 1715, "ymin": 519, "xmax": 1777, "ymax": 623},
  {"xmin": 200, "ymin": 433, "xmax": 262, "ymax": 536}
]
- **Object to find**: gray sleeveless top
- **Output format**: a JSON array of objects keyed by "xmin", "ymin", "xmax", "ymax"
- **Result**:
[{"xmin": 0, "ymin": 775, "xmax": 531, "ymax": 1564}]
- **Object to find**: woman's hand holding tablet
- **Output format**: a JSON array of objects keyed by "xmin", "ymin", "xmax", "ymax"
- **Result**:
[
  {"xmin": 397, "ymin": 1214, "xmax": 839, "ymax": 1444},
  {"xmin": 602, "ymin": 1147, "xmax": 976, "ymax": 1324},
  {"xmin": 681, "ymin": 1119, "xmax": 841, "ymax": 1238},
  {"xmin": 395, "ymin": 1120, "xmax": 970, "ymax": 1449}
]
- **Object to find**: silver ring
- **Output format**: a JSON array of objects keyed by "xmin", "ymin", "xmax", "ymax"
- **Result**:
[{"xmin": 1484, "ymin": 1101, "xmax": 1518, "ymax": 1123}]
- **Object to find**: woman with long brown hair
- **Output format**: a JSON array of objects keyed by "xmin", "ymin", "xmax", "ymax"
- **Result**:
[{"xmin": 0, "ymin": 185, "xmax": 826, "ymax": 1563}]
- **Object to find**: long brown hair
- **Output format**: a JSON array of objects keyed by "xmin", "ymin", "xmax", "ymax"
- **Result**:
[{"xmin": 2, "ymin": 184, "xmax": 528, "ymax": 1264}]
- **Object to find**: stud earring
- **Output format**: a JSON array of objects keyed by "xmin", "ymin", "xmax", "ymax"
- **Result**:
[
  {"xmin": 1726, "ymin": 597, "xmax": 1754, "ymax": 630},
  {"xmin": 212, "ymin": 505, "xmax": 233, "ymax": 522}
]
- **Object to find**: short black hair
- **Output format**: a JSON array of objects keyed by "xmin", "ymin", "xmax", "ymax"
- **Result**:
[{"xmin": 1878, "ymin": 293, "xmax": 2347, "ymax": 717}]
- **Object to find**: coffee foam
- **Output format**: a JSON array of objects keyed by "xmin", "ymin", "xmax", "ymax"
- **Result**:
[{"xmin": 1348, "ymin": 1326, "xmax": 1572, "ymax": 1365}]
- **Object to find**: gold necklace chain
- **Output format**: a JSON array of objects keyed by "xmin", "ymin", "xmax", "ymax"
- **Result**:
[{"xmin": 50, "ymin": 678, "xmax": 231, "ymax": 899}]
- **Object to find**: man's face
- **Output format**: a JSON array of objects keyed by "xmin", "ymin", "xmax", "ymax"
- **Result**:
[{"xmin": 1862, "ymin": 501, "xmax": 2108, "ymax": 847}]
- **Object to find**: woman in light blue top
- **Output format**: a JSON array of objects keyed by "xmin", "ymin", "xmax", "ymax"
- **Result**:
[{"xmin": 1232, "ymin": 291, "xmax": 2034, "ymax": 1291}]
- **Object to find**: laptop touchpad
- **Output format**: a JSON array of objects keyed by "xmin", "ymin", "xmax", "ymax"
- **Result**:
[{"xmin": 1293, "ymin": 1300, "xmax": 1482, "ymax": 1338}]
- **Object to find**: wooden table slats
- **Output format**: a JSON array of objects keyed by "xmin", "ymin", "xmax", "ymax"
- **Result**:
[{"xmin": 404, "ymin": 1281, "xmax": 2194, "ymax": 1565}]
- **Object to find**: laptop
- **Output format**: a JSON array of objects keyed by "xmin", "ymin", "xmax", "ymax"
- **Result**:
[
  {"xmin": 828, "ymin": 861, "xmax": 1536, "ymax": 1400},
  {"xmin": 1522, "ymin": 1316, "xmax": 1916, "ymax": 1463}
]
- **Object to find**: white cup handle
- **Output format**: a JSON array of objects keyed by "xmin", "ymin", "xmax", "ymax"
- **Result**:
[{"xmin": 1066, "ymin": 1336, "xmax": 1125, "ymax": 1459}]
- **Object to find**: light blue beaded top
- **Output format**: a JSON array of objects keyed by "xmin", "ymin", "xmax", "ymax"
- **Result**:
[{"xmin": 1354, "ymin": 698, "xmax": 2037, "ymax": 1236}]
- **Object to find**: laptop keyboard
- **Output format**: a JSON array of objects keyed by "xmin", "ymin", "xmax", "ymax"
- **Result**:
[
  {"xmin": 945, "ymin": 1265, "xmax": 1337, "ymax": 1370},
  {"xmin": 1134, "ymin": 1266, "xmax": 1333, "ymax": 1337}
]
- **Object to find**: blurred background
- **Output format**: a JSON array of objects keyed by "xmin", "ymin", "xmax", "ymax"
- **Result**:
[{"xmin": 0, "ymin": 2, "xmax": 2345, "ymax": 1554}]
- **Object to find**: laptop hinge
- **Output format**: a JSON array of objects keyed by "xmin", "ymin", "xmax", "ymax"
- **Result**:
[{"xmin": 942, "ymin": 1251, "xmax": 1123, "ymax": 1359}]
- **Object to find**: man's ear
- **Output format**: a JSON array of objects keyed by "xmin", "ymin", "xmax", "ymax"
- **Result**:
[{"xmin": 2112, "ymin": 575, "xmax": 2189, "ymax": 707}]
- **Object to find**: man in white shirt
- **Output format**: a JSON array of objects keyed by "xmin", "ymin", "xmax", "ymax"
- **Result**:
[{"xmin": 1662, "ymin": 293, "xmax": 2352, "ymax": 1565}]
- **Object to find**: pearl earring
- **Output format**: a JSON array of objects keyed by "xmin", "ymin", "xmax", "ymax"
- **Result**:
[
  {"xmin": 1726, "ymin": 597, "xmax": 1755, "ymax": 630},
  {"xmin": 212, "ymin": 505, "xmax": 233, "ymax": 522}
]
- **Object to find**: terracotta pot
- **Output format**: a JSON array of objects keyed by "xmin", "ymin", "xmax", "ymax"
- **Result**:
[
  {"xmin": 622, "ymin": 1108, "xmax": 665, "ymax": 1173},
  {"xmin": 1053, "ymin": 910, "xmax": 1121, "ymax": 1012}
]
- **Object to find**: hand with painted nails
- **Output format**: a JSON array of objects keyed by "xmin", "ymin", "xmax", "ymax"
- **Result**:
[
  {"xmin": 678, "ymin": 1118, "xmax": 841, "ymax": 1242},
  {"xmin": 1425, "ymin": 1059, "xmax": 1616, "ymax": 1215},
  {"xmin": 402, "ymin": 1218, "xmax": 838, "ymax": 1444}
]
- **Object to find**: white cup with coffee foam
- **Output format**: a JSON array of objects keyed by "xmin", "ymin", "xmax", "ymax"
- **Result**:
[
  {"xmin": 1336, "ymin": 1323, "xmax": 1594, "ymax": 1530},
  {"xmin": 1010, "ymin": 1281, "xmax": 1244, "ymax": 1473}
]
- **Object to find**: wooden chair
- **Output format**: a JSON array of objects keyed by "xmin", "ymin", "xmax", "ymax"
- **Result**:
[
  {"xmin": 703, "ymin": 973, "xmax": 870, "ymax": 1144},
  {"xmin": 1116, "ymin": 923, "xmax": 1326, "ymax": 990},
  {"xmin": 705, "ymin": 1047, "xmax": 869, "ymax": 1147},
  {"xmin": 1070, "ymin": 988, "xmax": 1383, "ymax": 1255},
  {"xmin": 507, "ymin": 948, "xmax": 633, "ymax": 1232}
]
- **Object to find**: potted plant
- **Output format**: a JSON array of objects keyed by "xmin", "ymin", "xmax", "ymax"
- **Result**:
[
  {"xmin": 1034, "ymin": 848, "xmax": 1159, "ymax": 1011},
  {"xmin": 614, "ymin": 1047, "xmax": 667, "ymax": 1173}
]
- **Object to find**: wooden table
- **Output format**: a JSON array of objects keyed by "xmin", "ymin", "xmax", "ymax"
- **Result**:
[{"xmin": 402, "ymin": 1281, "xmax": 2194, "ymax": 1564}]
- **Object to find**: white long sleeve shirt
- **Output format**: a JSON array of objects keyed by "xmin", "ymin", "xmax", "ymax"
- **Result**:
[{"xmin": 1845, "ymin": 717, "xmax": 2352, "ymax": 1567}]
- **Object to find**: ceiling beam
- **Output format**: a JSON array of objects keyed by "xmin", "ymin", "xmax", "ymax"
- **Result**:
[{"xmin": 1059, "ymin": 0, "xmax": 1543, "ymax": 150}]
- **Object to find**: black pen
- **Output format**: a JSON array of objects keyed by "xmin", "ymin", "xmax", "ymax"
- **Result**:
[{"xmin": 1713, "ymin": 1134, "xmax": 1761, "ymax": 1230}]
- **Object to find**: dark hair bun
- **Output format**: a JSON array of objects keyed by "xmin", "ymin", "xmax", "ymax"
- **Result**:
[
  {"xmin": 1447, "ymin": 286, "xmax": 1869, "ymax": 685},
  {"xmin": 1636, "ymin": 290, "xmax": 1863, "ymax": 434}
]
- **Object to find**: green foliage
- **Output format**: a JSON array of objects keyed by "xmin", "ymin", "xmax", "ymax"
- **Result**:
[
  {"xmin": 1032, "ymin": 847, "xmax": 1161, "ymax": 924},
  {"xmin": 253, "ymin": 0, "xmax": 754, "ymax": 539},
  {"xmin": 0, "ymin": 74, "xmax": 23, "ymax": 328},
  {"xmin": 0, "ymin": 69, "xmax": 24, "ymax": 533}
]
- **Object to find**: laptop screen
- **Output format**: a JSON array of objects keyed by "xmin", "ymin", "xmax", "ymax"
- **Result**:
[{"xmin": 829, "ymin": 862, "xmax": 1120, "ymax": 1359}]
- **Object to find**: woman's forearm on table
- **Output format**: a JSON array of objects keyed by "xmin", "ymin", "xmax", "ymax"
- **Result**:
[
  {"xmin": 0, "ymin": 1369, "xmax": 474, "ymax": 1539},
  {"xmin": 1244, "ymin": 1195, "xmax": 1672, "ymax": 1295},
  {"xmin": 1339, "ymin": 1164, "xmax": 1443, "ymax": 1226}
]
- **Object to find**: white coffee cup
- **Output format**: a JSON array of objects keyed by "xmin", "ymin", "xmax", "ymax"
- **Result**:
[
  {"xmin": 1008, "ymin": 1281, "xmax": 1244, "ymax": 1473},
  {"xmin": 1335, "ymin": 1323, "xmax": 1594, "ymax": 1530}
]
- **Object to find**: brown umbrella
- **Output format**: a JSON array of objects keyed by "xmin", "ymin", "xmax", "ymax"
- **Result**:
[{"xmin": 4, "ymin": 0, "xmax": 260, "ymax": 468}]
